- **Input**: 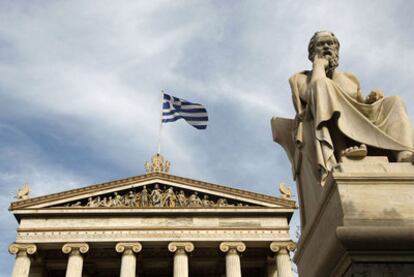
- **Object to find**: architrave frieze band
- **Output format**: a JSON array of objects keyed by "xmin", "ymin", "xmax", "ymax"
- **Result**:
[
  {"xmin": 16, "ymin": 229, "xmax": 290, "ymax": 243},
  {"xmin": 9, "ymin": 173, "xmax": 296, "ymax": 210}
]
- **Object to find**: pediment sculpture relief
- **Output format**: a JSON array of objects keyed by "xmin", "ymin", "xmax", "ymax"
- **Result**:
[{"xmin": 61, "ymin": 184, "xmax": 250, "ymax": 208}]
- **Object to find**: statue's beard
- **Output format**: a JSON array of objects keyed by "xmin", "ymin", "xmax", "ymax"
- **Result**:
[{"xmin": 326, "ymin": 53, "xmax": 339, "ymax": 75}]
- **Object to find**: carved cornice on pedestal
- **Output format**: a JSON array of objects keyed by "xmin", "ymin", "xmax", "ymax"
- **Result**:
[
  {"xmin": 8, "ymin": 243, "xmax": 37, "ymax": 256},
  {"xmin": 219, "ymin": 242, "xmax": 246, "ymax": 254},
  {"xmin": 168, "ymin": 242, "xmax": 194, "ymax": 254},
  {"xmin": 115, "ymin": 242, "xmax": 142, "ymax": 255},
  {"xmin": 62, "ymin": 243, "xmax": 89, "ymax": 255},
  {"xmin": 270, "ymin": 241, "xmax": 296, "ymax": 254}
]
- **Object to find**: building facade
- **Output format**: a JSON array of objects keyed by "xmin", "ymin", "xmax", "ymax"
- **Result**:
[{"xmin": 8, "ymin": 154, "xmax": 296, "ymax": 277}]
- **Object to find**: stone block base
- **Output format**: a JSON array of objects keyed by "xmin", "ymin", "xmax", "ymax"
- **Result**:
[{"xmin": 293, "ymin": 157, "xmax": 414, "ymax": 277}]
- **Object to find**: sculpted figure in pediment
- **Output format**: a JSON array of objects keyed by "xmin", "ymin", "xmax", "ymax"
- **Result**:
[
  {"xmin": 202, "ymin": 195, "xmax": 211, "ymax": 207},
  {"xmin": 217, "ymin": 198, "xmax": 228, "ymax": 207},
  {"xmin": 150, "ymin": 184, "xmax": 162, "ymax": 207},
  {"xmin": 140, "ymin": 186, "xmax": 149, "ymax": 207},
  {"xmin": 163, "ymin": 187, "xmax": 177, "ymax": 207},
  {"xmin": 177, "ymin": 190, "xmax": 187, "ymax": 207},
  {"xmin": 86, "ymin": 197, "xmax": 97, "ymax": 207},
  {"xmin": 126, "ymin": 191, "xmax": 136, "ymax": 207},
  {"xmin": 105, "ymin": 196, "xmax": 113, "ymax": 207},
  {"xmin": 188, "ymin": 192, "xmax": 202, "ymax": 207},
  {"xmin": 114, "ymin": 192, "xmax": 123, "ymax": 206}
]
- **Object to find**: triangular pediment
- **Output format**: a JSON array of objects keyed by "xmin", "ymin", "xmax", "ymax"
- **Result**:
[{"xmin": 9, "ymin": 173, "xmax": 296, "ymax": 210}]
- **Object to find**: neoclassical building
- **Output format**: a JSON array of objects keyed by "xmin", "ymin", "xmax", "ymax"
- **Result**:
[{"xmin": 8, "ymin": 154, "xmax": 297, "ymax": 277}]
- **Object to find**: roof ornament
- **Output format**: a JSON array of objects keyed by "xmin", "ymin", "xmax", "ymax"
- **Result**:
[
  {"xmin": 16, "ymin": 184, "xmax": 31, "ymax": 201},
  {"xmin": 279, "ymin": 182, "xmax": 292, "ymax": 199},
  {"xmin": 145, "ymin": 153, "xmax": 171, "ymax": 174}
]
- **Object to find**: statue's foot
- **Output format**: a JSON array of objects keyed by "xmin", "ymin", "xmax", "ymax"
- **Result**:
[
  {"xmin": 341, "ymin": 144, "xmax": 367, "ymax": 159},
  {"xmin": 396, "ymin": 150, "xmax": 414, "ymax": 163}
]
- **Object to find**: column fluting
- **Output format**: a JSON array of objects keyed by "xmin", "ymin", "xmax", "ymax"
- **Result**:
[
  {"xmin": 168, "ymin": 242, "xmax": 194, "ymax": 277},
  {"xmin": 115, "ymin": 242, "xmax": 142, "ymax": 277},
  {"xmin": 62, "ymin": 243, "xmax": 89, "ymax": 277},
  {"xmin": 270, "ymin": 242, "xmax": 296, "ymax": 277},
  {"xmin": 219, "ymin": 242, "xmax": 246, "ymax": 277}
]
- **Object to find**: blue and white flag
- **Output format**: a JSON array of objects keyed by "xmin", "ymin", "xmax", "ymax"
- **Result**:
[{"xmin": 162, "ymin": 93, "xmax": 208, "ymax": 130}]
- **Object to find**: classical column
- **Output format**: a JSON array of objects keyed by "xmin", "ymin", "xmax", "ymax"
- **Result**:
[
  {"xmin": 219, "ymin": 242, "xmax": 246, "ymax": 277},
  {"xmin": 168, "ymin": 242, "xmax": 194, "ymax": 277},
  {"xmin": 115, "ymin": 242, "xmax": 142, "ymax": 277},
  {"xmin": 270, "ymin": 242, "xmax": 296, "ymax": 277},
  {"xmin": 62, "ymin": 243, "xmax": 89, "ymax": 277},
  {"xmin": 8, "ymin": 243, "xmax": 37, "ymax": 277}
]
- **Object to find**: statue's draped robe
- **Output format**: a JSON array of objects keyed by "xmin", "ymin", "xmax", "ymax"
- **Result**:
[{"xmin": 290, "ymin": 71, "xmax": 414, "ymax": 183}]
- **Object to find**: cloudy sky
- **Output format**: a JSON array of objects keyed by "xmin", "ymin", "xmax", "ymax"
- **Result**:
[{"xmin": 1, "ymin": 0, "xmax": 414, "ymax": 275}]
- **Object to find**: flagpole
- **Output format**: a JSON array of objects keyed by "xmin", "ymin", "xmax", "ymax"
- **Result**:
[{"xmin": 157, "ymin": 90, "xmax": 164, "ymax": 154}]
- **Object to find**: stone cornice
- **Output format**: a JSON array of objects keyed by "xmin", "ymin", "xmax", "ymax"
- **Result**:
[{"xmin": 9, "ymin": 173, "xmax": 297, "ymax": 210}]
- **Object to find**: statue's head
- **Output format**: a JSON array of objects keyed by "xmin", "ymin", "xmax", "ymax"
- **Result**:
[{"xmin": 308, "ymin": 31, "xmax": 340, "ymax": 70}]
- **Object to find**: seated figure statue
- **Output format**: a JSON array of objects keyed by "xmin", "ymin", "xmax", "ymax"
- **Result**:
[{"xmin": 281, "ymin": 31, "xmax": 414, "ymax": 185}]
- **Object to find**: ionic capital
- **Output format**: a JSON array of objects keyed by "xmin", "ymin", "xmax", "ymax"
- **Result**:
[
  {"xmin": 8, "ymin": 243, "xmax": 37, "ymax": 256},
  {"xmin": 269, "ymin": 241, "xmax": 296, "ymax": 254},
  {"xmin": 168, "ymin": 242, "xmax": 194, "ymax": 254},
  {"xmin": 62, "ymin": 243, "xmax": 89, "ymax": 255},
  {"xmin": 219, "ymin": 242, "xmax": 246, "ymax": 254},
  {"xmin": 115, "ymin": 242, "xmax": 142, "ymax": 255}
]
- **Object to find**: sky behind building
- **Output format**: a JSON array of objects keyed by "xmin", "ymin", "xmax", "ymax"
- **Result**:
[{"xmin": 1, "ymin": 1, "xmax": 414, "ymax": 275}]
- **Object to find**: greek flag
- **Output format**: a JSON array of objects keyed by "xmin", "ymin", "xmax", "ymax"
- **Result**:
[{"xmin": 162, "ymin": 93, "xmax": 208, "ymax": 130}]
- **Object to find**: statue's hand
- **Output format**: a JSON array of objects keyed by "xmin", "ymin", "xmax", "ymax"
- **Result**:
[
  {"xmin": 365, "ymin": 89, "xmax": 384, "ymax": 104},
  {"xmin": 313, "ymin": 55, "xmax": 329, "ymax": 69}
]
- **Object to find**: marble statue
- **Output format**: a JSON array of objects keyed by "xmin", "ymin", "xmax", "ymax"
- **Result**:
[
  {"xmin": 150, "ymin": 184, "xmax": 162, "ymax": 207},
  {"xmin": 285, "ymin": 31, "xmax": 414, "ymax": 184},
  {"xmin": 177, "ymin": 190, "xmax": 187, "ymax": 207},
  {"xmin": 140, "ymin": 186, "xmax": 149, "ymax": 207},
  {"xmin": 16, "ymin": 184, "xmax": 31, "ymax": 201}
]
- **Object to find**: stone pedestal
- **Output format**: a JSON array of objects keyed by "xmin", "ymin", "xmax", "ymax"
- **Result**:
[
  {"xmin": 293, "ymin": 157, "xmax": 414, "ymax": 277},
  {"xmin": 8, "ymin": 244, "xmax": 37, "ymax": 277},
  {"xmin": 219, "ymin": 242, "xmax": 246, "ymax": 277},
  {"xmin": 62, "ymin": 243, "xmax": 89, "ymax": 277},
  {"xmin": 168, "ymin": 242, "xmax": 194, "ymax": 277},
  {"xmin": 116, "ymin": 242, "xmax": 142, "ymax": 277}
]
